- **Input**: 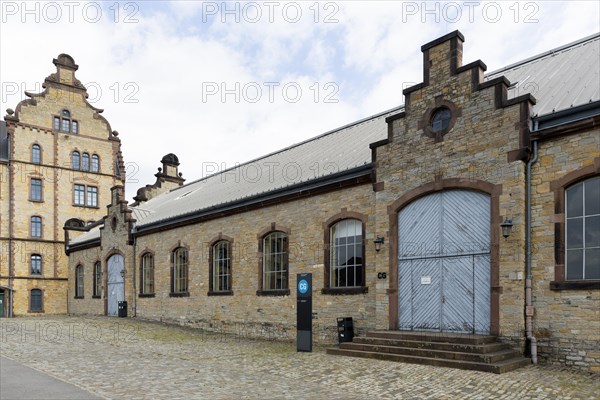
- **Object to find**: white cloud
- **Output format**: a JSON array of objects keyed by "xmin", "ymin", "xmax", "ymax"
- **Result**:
[{"xmin": 1, "ymin": 0, "xmax": 598, "ymax": 199}]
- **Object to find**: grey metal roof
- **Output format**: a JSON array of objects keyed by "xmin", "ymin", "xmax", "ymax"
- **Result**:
[
  {"xmin": 0, "ymin": 121, "xmax": 8, "ymax": 161},
  {"xmin": 486, "ymin": 33, "xmax": 600, "ymax": 117},
  {"xmin": 68, "ymin": 33, "xmax": 599, "ymax": 246},
  {"xmin": 135, "ymin": 107, "xmax": 400, "ymax": 228},
  {"xmin": 70, "ymin": 225, "xmax": 102, "ymax": 245}
]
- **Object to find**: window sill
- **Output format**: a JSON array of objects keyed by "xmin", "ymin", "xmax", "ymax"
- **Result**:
[
  {"xmin": 139, "ymin": 293, "xmax": 155, "ymax": 298},
  {"xmin": 550, "ymin": 280, "xmax": 600, "ymax": 290},
  {"xmin": 92, "ymin": 295, "xmax": 101, "ymax": 299},
  {"xmin": 322, "ymin": 287, "xmax": 368, "ymax": 295},
  {"xmin": 169, "ymin": 292, "xmax": 190, "ymax": 297},
  {"xmin": 207, "ymin": 290, "xmax": 233, "ymax": 296},
  {"xmin": 256, "ymin": 289, "xmax": 290, "ymax": 297},
  {"xmin": 74, "ymin": 296, "xmax": 84, "ymax": 299},
  {"xmin": 29, "ymin": 199, "xmax": 44, "ymax": 203},
  {"xmin": 72, "ymin": 204, "xmax": 100, "ymax": 209},
  {"xmin": 28, "ymin": 310, "xmax": 45, "ymax": 313}
]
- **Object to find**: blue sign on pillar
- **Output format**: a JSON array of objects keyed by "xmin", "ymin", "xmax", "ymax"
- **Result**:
[{"xmin": 297, "ymin": 273, "xmax": 312, "ymax": 352}]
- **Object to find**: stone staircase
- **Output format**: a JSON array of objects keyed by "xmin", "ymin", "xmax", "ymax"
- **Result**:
[{"xmin": 327, "ymin": 330, "xmax": 530, "ymax": 374}]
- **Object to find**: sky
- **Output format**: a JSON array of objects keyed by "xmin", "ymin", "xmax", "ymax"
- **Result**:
[{"xmin": 1, "ymin": 1, "xmax": 599, "ymax": 200}]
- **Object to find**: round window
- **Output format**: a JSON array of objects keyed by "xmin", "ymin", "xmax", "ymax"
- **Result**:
[{"xmin": 431, "ymin": 107, "xmax": 452, "ymax": 133}]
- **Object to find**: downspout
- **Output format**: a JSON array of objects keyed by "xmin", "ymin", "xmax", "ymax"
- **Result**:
[
  {"xmin": 7, "ymin": 132, "xmax": 13, "ymax": 318},
  {"xmin": 525, "ymin": 140, "xmax": 538, "ymax": 364},
  {"xmin": 132, "ymin": 226, "xmax": 137, "ymax": 317}
]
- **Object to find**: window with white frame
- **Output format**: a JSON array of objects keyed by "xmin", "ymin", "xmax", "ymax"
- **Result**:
[
  {"xmin": 30, "ymin": 254, "xmax": 42, "ymax": 275},
  {"xmin": 212, "ymin": 241, "xmax": 231, "ymax": 292},
  {"xmin": 262, "ymin": 232, "xmax": 288, "ymax": 290},
  {"xmin": 74, "ymin": 184, "xmax": 85, "ymax": 205},
  {"xmin": 566, "ymin": 176, "xmax": 600, "ymax": 280},
  {"xmin": 330, "ymin": 219, "xmax": 364, "ymax": 288},
  {"xmin": 30, "ymin": 216, "xmax": 42, "ymax": 238}
]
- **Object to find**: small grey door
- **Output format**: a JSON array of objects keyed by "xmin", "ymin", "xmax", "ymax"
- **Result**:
[
  {"xmin": 398, "ymin": 190, "xmax": 491, "ymax": 334},
  {"xmin": 107, "ymin": 255, "xmax": 125, "ymax": 316}
]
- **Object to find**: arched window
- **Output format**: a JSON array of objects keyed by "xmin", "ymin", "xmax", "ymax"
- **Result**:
[
  {"xmin": 54, "ymin": 109, "xmax": 78, "ymax": 133},
  {"xmin": 262, "ymin": 232, "xmax": 288, "ymax": 291},
  {"xmin": 30, "ymin": 216, "xmax": 42, "ymax": 238},
  {"xmin": 93, "ymin": 261, "xmax": 101, "ymax": 298},
  {"xmin": 30, "ymin": 254, "xmax": 42, "ymax": 275},
  {"xmin": 30, "ymin": 289, "xmax": 43, "ymax": 312},
  {"xmin": 72, "ymin": 151, "xmax": 80, "ymax": 170},
  {"xmin": 75, "ymin": 265, "xmax": 84, "ymax": 298},
  {"xmin": 330, "ymin": 219, "xmax": 364, "ymax": 288},
  {"xmin": 31, "ymin": 144, "xmax": 41, "ymax": 164},
  {"xmin": 61, "ymin": 110, "xmax": 71, "ymax": 132},
  {"xmin": 211, "ymin": 241, "xmax": 231, "ymax": 293},
  {"xmin": 82, "ymin": 152, "xmax": 90, "ymax": 171},
  {"xmin": 431, "ymin": 107, "xmax": 452, "ymax": 134},
  {"xmin": 91, "ymin": 154, "xmax": 100, "ymax": 172},
  {"xmin": 171, "ymin": 248, "xmax": 188, "ymax": 295},
  {"xmin": 565, "ymin": 176, "xmax": 600, "ymax": 280},
  {"xmin": 140, "ymin": 253, "xmax": 155, "ymax": 295}
]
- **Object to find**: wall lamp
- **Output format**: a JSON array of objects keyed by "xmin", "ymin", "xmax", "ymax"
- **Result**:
[
  {"xmin": 501, "ymin": 218, "xmax": 513, "ymax": 239},
  {"xmin": 120, "ymin": 269, "xmax": 127, "ymax": 278},
  {"xmin": 374, "ymin": 236, "xmax": 385, "ymax": 252}
]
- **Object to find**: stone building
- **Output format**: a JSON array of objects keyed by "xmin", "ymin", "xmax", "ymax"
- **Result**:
[
  {"xmin": 65, "ymin": 31, "xmax": 599, "ymax": 372},
  {"xmin": 0, "ymin": 54, "xmax": 125, "ymax": 317}
]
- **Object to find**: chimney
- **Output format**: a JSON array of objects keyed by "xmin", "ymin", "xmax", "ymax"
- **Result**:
[{"xmin": 132, "ymin": 153, "xmax": 185, "ymax": 205}]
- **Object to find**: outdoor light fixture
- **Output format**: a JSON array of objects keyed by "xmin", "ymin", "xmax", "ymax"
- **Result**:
[
  {"xmin": 501, "ymin": 218, "xmax": 513, "ymax": 239},
  {"xmin": 120, "ymin": 269, "xmax": 126, "ymax": 278},
  {"xmin": 374, "ymin": 236, "xmax": 385, "ymax": 252}
]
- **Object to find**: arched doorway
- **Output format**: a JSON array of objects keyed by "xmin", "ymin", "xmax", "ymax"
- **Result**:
[
  {"xmin": 106, "ymin": 254, "xmax": 125, "ymax": 316},
  {"xmin": 397, "ymin": 190, "xmax": 491, "ymax": 334}
]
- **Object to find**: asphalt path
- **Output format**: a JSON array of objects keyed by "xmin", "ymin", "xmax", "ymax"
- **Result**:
[{"xmin": 0, "ymin": 356, "xmax": 101, "ymax": 400}]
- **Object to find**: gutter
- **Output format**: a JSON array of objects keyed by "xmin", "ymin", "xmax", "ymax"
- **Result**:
[
  {"xmin": 525, "ymin": 140, "xmax": 539, "ymax": 364},
  {"xmin": 533, "ymin": 100, "xmax": 600, "ymax": 131},
  {"xmin": 7, "ymin": 131, "xmax": 13, "ymax": 317}
]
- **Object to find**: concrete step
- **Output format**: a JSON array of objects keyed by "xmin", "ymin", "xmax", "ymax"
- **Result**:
[
  {"xmin": 353, "ymin": 336, "xmax": 510, "ymax": 354},
  {"xmin": 366, "ymin": 330, "xmax": 498, "ymax": 345},
  {"xmin": 326, "ymin": 348, "xmax": 531, "ymax": 374},
  {"xmin": 339, "ymin": 342, "xmax": 520, "ymax": 363}
]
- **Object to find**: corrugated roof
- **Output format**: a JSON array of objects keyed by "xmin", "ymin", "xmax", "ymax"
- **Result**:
[
  {"xmin": 486, "ymin": 33, "xmax": 600, "ymax": 117},
  {"xmin": 135, "ymin": 107, "xmax": 400, "ymax": 228},
  {"xmin": 70, "ymin": 225, "xmax": 102, "ymax": 244},
  {"xmin": 68, "ymin": 33, "xmax": 600, "ymax": 246}
]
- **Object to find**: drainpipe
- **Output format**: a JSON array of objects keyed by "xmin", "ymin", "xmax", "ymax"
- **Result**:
[
  {"xmin": 525, "ymin": 140, "xmax": 538, "ymax": 364},
  {"xmin": 132, "ymin": 231, "xmax": 137, "ymax": 317},
  {"xmin": 7, "ymin": 132, "xmax": 13, "ymax": 318}
]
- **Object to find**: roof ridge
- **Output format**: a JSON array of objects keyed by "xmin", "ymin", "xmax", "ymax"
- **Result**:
[
  {"xmin": 486, "ymin": 32, "xmax": 600, "ymax": 77},
  {"xmin": 168, "ymin": 105, "xmax": 403, "ymax": 193}
]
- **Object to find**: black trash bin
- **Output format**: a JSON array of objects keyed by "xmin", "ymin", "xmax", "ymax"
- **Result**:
[
  {"xmin": 118, "ymin": 301, "xmax": 127, "ymax": 318},
  {"xmin": 337, "ymin": 317, "xmax": 354, "ymax": 343}
]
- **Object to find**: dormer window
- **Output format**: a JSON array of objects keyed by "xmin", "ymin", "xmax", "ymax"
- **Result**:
[{"xmin": 54, "ymin": 110, "xmax": 78, "ymax": 134}]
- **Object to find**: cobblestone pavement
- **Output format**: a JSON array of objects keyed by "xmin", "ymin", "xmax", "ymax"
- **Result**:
[{"xmin": 0, "ymin": 316, "xmax": 598, "ymax": 400}]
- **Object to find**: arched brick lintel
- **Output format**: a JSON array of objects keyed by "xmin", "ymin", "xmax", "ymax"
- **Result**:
[{"xmin": 386, "ymin": 178, "xmax": 502, "ymax": 336}]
